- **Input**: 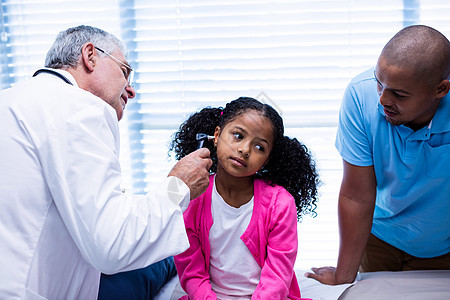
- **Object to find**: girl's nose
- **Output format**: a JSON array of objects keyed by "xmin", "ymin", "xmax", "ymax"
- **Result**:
[{"xmin": 238, "ymin": 144, "xmax": 250, "ymax": 157}]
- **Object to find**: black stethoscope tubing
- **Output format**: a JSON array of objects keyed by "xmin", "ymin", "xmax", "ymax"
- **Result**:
[{"xmin": 32, "ymin": 69, "xmax": 73, "ymax": 85}]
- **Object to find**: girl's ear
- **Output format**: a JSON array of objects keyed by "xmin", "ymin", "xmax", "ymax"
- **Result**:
[{"xmin": 214, "ymin": 126, "xmax": 221, "ymax": 147}]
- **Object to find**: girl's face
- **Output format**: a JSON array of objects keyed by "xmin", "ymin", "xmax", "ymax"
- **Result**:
[{"xmin": 214, "ymin": 110, "xmax": 274, "ymax": 178}]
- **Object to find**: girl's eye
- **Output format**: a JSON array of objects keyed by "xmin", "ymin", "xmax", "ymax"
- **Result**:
[
  {"xmin": 255, "ymin": 144, "xmax": 265, "ymax": 152},
  {"xmin": 233, "ymin": 133, "xmax": 243, "ymax": 140}
]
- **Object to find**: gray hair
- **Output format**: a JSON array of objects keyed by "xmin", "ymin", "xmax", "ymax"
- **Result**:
[{"xmin": 45, "ymin": 25, "xmax": 126, "ymax": 69}]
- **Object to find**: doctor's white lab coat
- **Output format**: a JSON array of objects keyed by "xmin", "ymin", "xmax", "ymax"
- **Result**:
[{"xmin": 0, "ymin": 70, "xmax": 190, "ymax": 299}]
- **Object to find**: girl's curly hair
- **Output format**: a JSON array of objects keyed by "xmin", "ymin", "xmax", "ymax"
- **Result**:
[{"xmin": 169, "ymin": 97, "xmax": 319, "ymax": 219}]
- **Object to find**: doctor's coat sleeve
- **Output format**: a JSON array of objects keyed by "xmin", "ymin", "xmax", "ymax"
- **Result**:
[{"xmin": 40, "ymin": 98, "xmax": 190, "ymax": 274}]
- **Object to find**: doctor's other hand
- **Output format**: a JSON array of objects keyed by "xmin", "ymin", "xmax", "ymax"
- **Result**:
[
  {"xmin": 169, "ymin": 148, "xmax": 212, "ymax": 200},
  {"xmin": 304, "ymin": 266, "xmax": 346, "ymax": 285}
]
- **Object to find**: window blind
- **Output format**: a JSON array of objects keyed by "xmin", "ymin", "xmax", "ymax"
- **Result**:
[{"xmin": 1, "ymin": 0, "xmax": 448, "ymax": 270}]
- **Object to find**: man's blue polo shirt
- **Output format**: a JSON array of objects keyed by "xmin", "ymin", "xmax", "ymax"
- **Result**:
[{"xmin": 335, "ymin": 68, "xmax": 450, "ymax": 258}]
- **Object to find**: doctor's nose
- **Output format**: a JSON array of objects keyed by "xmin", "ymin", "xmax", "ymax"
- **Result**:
[{"xmin": 125, "ymin": 84, "xmax": 136, "ymax": 100}]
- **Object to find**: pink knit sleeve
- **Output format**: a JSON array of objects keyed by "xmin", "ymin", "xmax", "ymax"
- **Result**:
[{"xmin": 253, "ymin": 188, "xmax": 302, "ymax": 299}]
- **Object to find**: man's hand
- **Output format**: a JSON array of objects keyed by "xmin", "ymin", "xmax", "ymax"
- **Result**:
[
  {"xmin": 305, "ymin": 266, "xmax": 355, "ymax": 285},
  {"xmin": 168, "ymin": 148, "xmax": 212, "ymax": 200}
]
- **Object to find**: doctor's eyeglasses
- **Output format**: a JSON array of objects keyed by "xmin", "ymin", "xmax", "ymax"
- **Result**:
[{"xmin": 95, "ymin": 46, "xmax": 134, "ymax": 87}]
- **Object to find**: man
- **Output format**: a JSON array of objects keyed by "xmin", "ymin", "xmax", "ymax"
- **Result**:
[
  {"xmin": 306, "ymin": 25, "xmax": 450, "ymax": 285},
  {"xmin": 0, "ymin": 25, "xmax": 212, "ymax": 299}
]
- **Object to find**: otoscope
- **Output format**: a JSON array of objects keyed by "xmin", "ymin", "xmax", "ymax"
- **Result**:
[{"xmin": 196, "ymin": 133, "xmax": 214, "ymax": 149}]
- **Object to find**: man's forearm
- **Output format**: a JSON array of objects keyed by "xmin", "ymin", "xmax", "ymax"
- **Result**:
[{"xmin": 335, "ymin": 194, "xmax": 375, "ymax": 283}]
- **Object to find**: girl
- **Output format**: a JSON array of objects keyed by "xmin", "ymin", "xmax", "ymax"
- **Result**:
[{"xmin": 170, "ymin": 97, "xmax": 319, "ymax": 299}]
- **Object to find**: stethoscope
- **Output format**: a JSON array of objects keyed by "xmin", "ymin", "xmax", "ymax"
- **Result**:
[{"xmin": 32, "ymin": 69, "xmax": 73, "ymax": 85}]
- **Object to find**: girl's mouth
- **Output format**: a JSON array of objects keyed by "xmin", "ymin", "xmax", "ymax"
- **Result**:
[{"xmin": 230, "ymin": 157, "xmax": 246, "ymax": 167}]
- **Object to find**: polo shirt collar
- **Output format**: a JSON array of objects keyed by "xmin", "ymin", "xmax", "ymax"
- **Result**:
[{"xmin": 430, "ymin": 96, "xmax": 449, "ymax": 134}]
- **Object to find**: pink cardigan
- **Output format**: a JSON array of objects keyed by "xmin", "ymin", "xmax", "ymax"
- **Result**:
[{"xmin": 174, "ymin": 175, "xmax": 307, "ymax": 299}]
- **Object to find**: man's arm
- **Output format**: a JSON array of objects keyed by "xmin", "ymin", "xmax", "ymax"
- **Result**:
[{"xmin": 305, "ymin": 160, "xmax": 376, "ymax": 285}]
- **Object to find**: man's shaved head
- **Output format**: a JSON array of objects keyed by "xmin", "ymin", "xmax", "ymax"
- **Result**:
[{"xmin": 380, "ymin": 25, "xmax": 450, "ymax": 87}]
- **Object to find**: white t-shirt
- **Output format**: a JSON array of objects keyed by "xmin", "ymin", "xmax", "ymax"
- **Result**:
[{"xmin": 209, "ymin": 179, "xmax": 261, "ymax": 299}]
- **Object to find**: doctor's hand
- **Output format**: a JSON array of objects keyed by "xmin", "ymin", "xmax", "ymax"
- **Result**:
[
  {"xmin": 305, "ymin": 266, "xmax": 349, "ymax": 285},
  {"xmin": 168, "ymin": 148, "xmax": 212, "ymax": 200}
]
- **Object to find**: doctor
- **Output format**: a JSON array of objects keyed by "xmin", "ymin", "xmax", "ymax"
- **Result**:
[{"xmin": 0, "ymin": 25, "xmax": 212, "ymax": 299}]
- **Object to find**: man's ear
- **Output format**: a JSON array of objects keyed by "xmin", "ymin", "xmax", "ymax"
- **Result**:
[
  {"xmin": 436, "ymin": 79, "xmax": 450, "ymax": 98},
  {"xmin": 80, "ymin": 43, "xmax": 97, "ymax": 72}
]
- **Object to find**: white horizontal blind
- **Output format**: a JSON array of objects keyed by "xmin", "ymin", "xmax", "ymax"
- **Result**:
[
  {"xmin": 1, "ymin": 0, "xmax": 449, "ymax": 270},
  {"xmin": 420, "ymin": 0, "xmax": 450, "ymax": 38},
  {"xmin": 0, "ymin": 0, "xmax": 122, "ymax": 84}
]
